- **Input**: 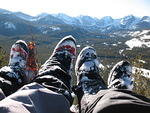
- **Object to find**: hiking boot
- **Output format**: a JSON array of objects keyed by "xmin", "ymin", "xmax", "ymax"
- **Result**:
[
  {"xmin": 0, "ymin": 40, "xmax": 29, "ymax": 96},
  {"xmin": 75, "ymin": 46, "xmax": 106, "ymax": 94},
  {"xmin": 107, "ymin": 60, "xmax": 134, "ymax": 90},
  {"xmin": 39, "ymin": 35, "xmax": 76, "ymax": 74},
  {"xmin": 9, "ymin": 40, "xmax": 29, "ymax": 69},
  {"xmin": 38, "ymin": 35, "xmax": 76, "ymax": 89}
]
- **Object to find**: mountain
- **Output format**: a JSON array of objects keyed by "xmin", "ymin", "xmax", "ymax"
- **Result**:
[
  {"xmin": 0, "ymin": 13, "xmax": 40, "ymax": 36},
  {"xmin": 0, "ymin": 8, "xmax": 12, "ymax": 14},
  {"xmin": 135, "ymin": 16, "xmax": 150, "ymax": 29},
  {"xmin": 36, "ymin": 15, "xmax": 65, "ymax": 25},
  {"xmin": 0, "ymin": 8, "xmax": 150, "ymax": 37},
  {"xmin": 98, "ymin": 16, "xmax": 114, "ymax": 27},
  {"xmin": 52, "ymin": 13, "xmax": 80, "ymax": 25},
  {"xmin": 119, "ymin": 15, "xmax": 139, "ymax": 29},
  {"xmin": 13, "ymin": 12, "xmax": 35, "ymax": 21}
]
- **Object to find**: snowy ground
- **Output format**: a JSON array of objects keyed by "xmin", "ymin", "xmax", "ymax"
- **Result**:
[
  {"xmin": 133, "ymin": 67, "xmax": 150, "ymax": 79},
  {"xmin": 125, "ymin": 30, "xmax": 150, "ymax": 49}
]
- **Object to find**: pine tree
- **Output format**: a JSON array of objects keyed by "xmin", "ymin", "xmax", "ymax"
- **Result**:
[
  {"xmin": 132, "ymin": 55, "xmax": 150, "ymax": 98},
  {"xmin": 0, "ymin": 46, "xmax": 8, "ymax": 68}
]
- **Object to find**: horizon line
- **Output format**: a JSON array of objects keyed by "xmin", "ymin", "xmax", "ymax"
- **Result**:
[{"xmin": 0, "ymin": 8, "xmax": 149, "ymax": 19}]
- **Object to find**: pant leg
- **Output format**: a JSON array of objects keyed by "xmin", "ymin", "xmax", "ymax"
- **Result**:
[
  {"xmin": 80, "ymin": 89, "xmax": 150, "ymax": 113},
  {"xmin": 0, "ymin": 83, "xmax": 71, "ymax": 113},
  {"xmin": 0, "ymin": 89, "xmax": 5, "ymax": 100},
  {"xmin": 33, "ymin": 59, "xmax": 73, "ymax": 104}
]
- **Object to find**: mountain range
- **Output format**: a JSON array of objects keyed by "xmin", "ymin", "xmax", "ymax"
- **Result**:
[{"xmin": 0, "ymin": 8, "xmax": 150, "ymax": 37}]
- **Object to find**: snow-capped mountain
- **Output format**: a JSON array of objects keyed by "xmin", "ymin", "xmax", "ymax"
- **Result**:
[
  {"xmin": 119, "ymin": 15, "xmax": 140, "ymax": 29},
  {"xmin": 52, "ymin": 13, "xmax": 80, "ymax": 25},
  {"xmin": 0, "ymin": 8, "xmax": 12, "ymax": 14},
  {"xmin": 13, "ymin": 12, "xmax": 35, "ymax": 21},
  {"xmin": 98, "ymin": 16, "xmax": 114, "ymax": 27},
  {"xmin": 76, "ymin": 15, "xmax": 99, "ymax": 26},
  {"xmin": 0, "ymin": 8, "xmax": 150, "ymax": 37}
]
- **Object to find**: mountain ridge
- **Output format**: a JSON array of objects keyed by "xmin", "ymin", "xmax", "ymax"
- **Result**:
[{"xmin": 0, "ymin": 8, "xmax": 150, "ymax": 37}]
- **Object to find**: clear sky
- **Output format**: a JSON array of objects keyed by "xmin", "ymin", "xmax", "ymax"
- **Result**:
[{"xmin": 0, "ymin": 0, "xmax": 149, "ymax": 18}]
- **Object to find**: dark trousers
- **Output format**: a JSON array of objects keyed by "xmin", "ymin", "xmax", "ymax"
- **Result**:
[
  {"xmin": 0, "ymin": 59, "xmax": 72, "ymax": 113},
  {"xmin": 80, "ymin": 89, "xmax": 150, "ymax": 113}
]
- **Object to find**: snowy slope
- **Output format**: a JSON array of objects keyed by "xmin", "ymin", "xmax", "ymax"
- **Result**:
[
  {"xmin": 133, "ymin": 67, "xmax": 150, "ymax": 78},
  {"xmin": 125, "ymin": 30, "xmax": 150, "ymax": 49}
]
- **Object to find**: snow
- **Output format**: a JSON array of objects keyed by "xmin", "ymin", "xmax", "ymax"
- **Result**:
[
  {"xmin": 119, "ymin": 49, "xmax": 124, "ymax": 55},
  {"xmin": 0, "ymin": 66, "xmax": 22, "ymax": 83},
  {"xmin": 58, "ymin": 38, "xmax": 76, "ymax": 49},
  {"xmin": 4, "ymin": 22, "xmax": 16, "ymax": 29},
  {"xmin": 53, "ymin": 13, "xmax": 76, "ymax": 25},
  {"xmin": 43, "ymin": 30, "xmax": 48, "ymax": 34},
  {"xmin": 80, "ymin": 61, "xmax": 96, "ymax": 72},
  {"xmin": 125, "ymin": 38, "xmax": 142, "ymax": 49},
  {"xmin": 143, "ymin": 17, "xmax": 150, "ymax": 23},
  {"xmin": 140, "ymin": 35, "xmax": 150, "ymax": 40},
  {"xmin": 125, "ymin": 35, "xmax": 150, "ymax": 49},
  {"xmin": 36, "ymin": 13, "xmax": 49, "ymax": 20},
  {"xmin": 103, "ymin": 42, "xmax": 108, "ymax": 46},
  {"xmin": 140, "ymin": 30, "xmax": 150, "ymax": 35},
  {"xmin": 77, "ymin": 45, "xmax": 81, "ymax": 48},
  {"xmin": 139, "ymin": 60, "xmax": 146, "ymax": 64},
  {"xmin": 129, "ymin": 30, "xmax": 150, "ymax": 37},
  {"xmin": 133, "ymin": 67, "xmax": 150, "ymax": 78},
  {"xmin": 99, "ymin": 63, "xmax": 105, "ymax": 70},
  {"xmin": 112, "ymin": 44, "xmax": 117, "ymax": 46},
  {"xmin": 49, "ymin": 26, "xmax": 61, "ymax": 31},
  {"xmin": 118, "ymin": 42, "xmax": 122, "ymax": 44}
]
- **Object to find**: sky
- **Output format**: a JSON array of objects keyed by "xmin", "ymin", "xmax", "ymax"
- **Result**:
[{"xmin": 0, "ymin": 0, "xmax": 149, "ymax": 18}]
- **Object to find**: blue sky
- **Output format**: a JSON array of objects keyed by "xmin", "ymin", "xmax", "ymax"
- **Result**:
[{"xmin": 0, "ymin": 0, "xmax": 149, "ymax": 18}]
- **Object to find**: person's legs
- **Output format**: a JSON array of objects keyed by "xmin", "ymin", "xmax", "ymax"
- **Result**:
[
  {"xmin": 74, "ymin": 46, "xmax": 106, "ymax": 112},
  {"xmin": 0, "ymin": 40, "xmax": 29, "ymax": 96},
  {"xmin": 33, "ymin": 35, "xmax": 76, "ymax": 104},
  {"xmin": 0, "ymin": 36, "xmax": 76, "ymax": 113},
  {"xmin": 92, "ymin": 60, "xmax": 150, "ymax": 113},
  {"xmin": 74, "ymin": 47, "xmax": 150, "ymax": 113}
]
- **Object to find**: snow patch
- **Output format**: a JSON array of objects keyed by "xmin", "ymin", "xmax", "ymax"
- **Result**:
[
  {"xmin": 77, "ymin": 45, "xmax": 81, "ymax": 48},
  {"xmin": 99, "ymin": 63, "xmax": 105, "ymax": 70},
  {"xmin": 139, "ymin": 60, "xmax": 146, "ymax": 64},
  {"xmin": 119, "ymin": 49, "xmax": 124, "ymax": 55},
  {"xmin": 49, "ymin": 26, "xmax": 61, "ymax": 31},
  {"xmin": 133, "ymin": 67, "xmax": 150, "ymax": 78},
  {"xmin": 4, "ymin": 22, "xmax": 16, "ymax": 29},
  {"xmin": 125, "ymin": 37, "xmax": 150, "ymax": 49},
  {"xmin": 112, "ymin": 44, "xmax": 117, "ymax": 46},
  {"xmin": 43, "ymin": 30, "xmax": 48, "ymax": 34}
]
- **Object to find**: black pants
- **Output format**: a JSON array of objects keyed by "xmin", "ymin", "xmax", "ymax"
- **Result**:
[
  {"xmin": 80, "ymin": 89, "xmax": 150, "ymax": 113},
  {"xmin": 0, "ymin": 59, "xmax": 72, "ymax": 113},
  {"xmin": 0, "ymin": 58, "xmax": 73, "ymax": 104}
]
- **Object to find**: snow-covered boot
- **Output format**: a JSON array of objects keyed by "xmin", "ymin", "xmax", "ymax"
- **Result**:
[
  {"xmin": 9, "ymin": 40, "xmax": 29, "ymax": 69},
  {"xmin": 0, "ymin": 40, "xmax": 29, "ymax": 96},
  {"xmin": 75, "ymin": 46, "xmax": 106, "ymax": 95},
  {"xmin": 107, "ymin": 60, "xmax": 134, "ymax": 90},
  {"xmin": 38, "ymin": 35, "xmax": 76, "ymax": 89},
  {"xmin": 73, "ymin": 46, "xmax": 106, "ymax": 112}
]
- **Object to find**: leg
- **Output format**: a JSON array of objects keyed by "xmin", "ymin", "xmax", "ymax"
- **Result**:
[
  {"xmin": 33, "ymin": 35, "xmax": 76, "ymax": 104},
  {"xmin": 92, "ymin": 60, "xmax": 150, "ymax": 113},
  {"xmin": 0, "ymin": 36, "xmax": 76, "ymax": 113}
]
